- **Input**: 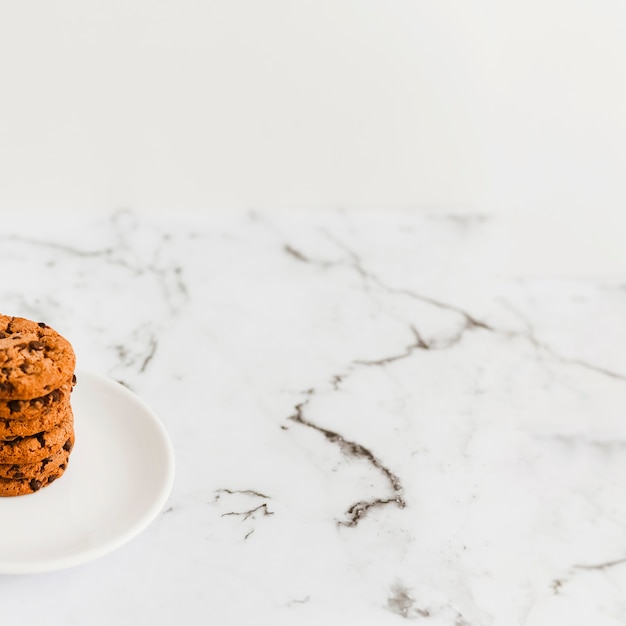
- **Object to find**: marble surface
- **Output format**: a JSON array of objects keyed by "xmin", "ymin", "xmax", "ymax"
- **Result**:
[{"xmin": 1, "ymin": 209, "xmax": 625, "ymax": 625}]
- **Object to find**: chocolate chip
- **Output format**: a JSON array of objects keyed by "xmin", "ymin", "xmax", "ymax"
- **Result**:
[
  {"xmin": 47, "ymin": 475, "xmax": 57, "ymax": 484},
  {"xmin": 1, "ymin": 368, "xmax": 10, "ymax": 375},
  {"xmin": 62, "ymin": 439, "xmax": 73, "ymax": 452},
  {"xmin": 7, "ymin": 400, "xmax": 20, "ymax": 414},
  {"xmin": 28, "ymin": 341, "xmax": 45, "ymax": 351},
  {"xmin": 72, "ymin": 374, "xmax": 77, "ymax": 384},
  {"xmin": 59, "ymin": 463, "xmax": 67, "ymax": 471},
  {"xmin": 19, "ymin": 363, "xmax": 35, "ymax": 374},
  {"xmin": 0, "ymin": 382, "xmax": 14, "ymax": 393},
  {"xmin": 29, "ymin": 479, "xmax": 42, "ymax": 491},
  {"xmin": 37, "ymin": 322, "xmax": 47, "ymax": 328},
  {"xmin": 35, "ymin": 433, "xmax": 46, "ymax": 447},
  {"xmin": 41, "ymin": 457, "xmax": 52, "ymax": 467},
  {"xmin": 50, "ymin": 389, "xmax": 61, "ymax": 402},
  {"xmin": 13, "ymin": 471, "xmax": 24, "ymax": 479}
]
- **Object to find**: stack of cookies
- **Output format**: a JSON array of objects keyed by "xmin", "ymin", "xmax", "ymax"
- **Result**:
[{"xmin": 0, "ymin": 315, "xmax": 76, "ymax": 497}]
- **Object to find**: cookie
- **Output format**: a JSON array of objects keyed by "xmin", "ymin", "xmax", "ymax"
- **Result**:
[
  {"xmin": 0, "ymin": 316, "xmax": 76, "ymax": 400},
  {"xmin": 0, "ymin": 400, "xmax": 72, "ymax": 440},
  {"xmin": 0, "ymin": 377, "xmax": 75, "ymax": 421},
  {"xmin": 0, "ymin": 460, "xmax": 70, "ymax": 497},
  {"xmin": 0, "ymin": 410, "xmax": 74, "ymax": 464},
  {"xmin": 0, "ymin": 435, "xmax": 73, "ymax": 480}
]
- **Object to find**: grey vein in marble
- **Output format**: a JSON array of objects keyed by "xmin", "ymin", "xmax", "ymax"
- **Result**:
[{"xmin": 288, "ymin": 391, "xmax": 405, "ymax": 527}]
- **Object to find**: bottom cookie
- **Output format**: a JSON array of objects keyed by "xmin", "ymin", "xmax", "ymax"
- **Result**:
[
  {"xmin": 0, "ymin": 436, "xmax": 73, "ymax": 480},
  {"xmin": 0, "ymin": 434, "xmax": 74, "ymax": 497},
  {"xmin": 0, "ymin": 464, "xmax": 68, "ymax": 496}
]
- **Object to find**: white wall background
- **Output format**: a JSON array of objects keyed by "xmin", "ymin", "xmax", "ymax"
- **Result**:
[{"xmin": 0, "ymin": 0, "xmax": 625, "ymax": 230}]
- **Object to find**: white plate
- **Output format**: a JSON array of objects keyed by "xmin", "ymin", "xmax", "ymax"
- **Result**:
[{"xmin": 0, "ymin": 370, "xmax": 175, "ymax": 574}]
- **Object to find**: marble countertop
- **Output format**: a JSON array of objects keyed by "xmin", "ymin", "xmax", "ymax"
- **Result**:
[{"xmin": 1, "ymin": 209, "xmax": 625, "ymax": 625}]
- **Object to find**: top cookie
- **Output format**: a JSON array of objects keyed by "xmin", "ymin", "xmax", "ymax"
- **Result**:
[{"xmin": 0, "ymin": 316, "xmax": 76, "ymax": 400}]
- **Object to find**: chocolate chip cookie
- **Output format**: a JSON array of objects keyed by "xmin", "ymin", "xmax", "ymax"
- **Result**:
[
  {"xmin": 0, "ymin": 400, "xmax": 72, "ymax": 440},
  {"xmin": 0, "ymin": 378, "xmax": 75, "ymax": 421},
  {"xmin": 0, "ymin": 316, "xmax": 76, "ymax": 400},
  {"xmin": 0, "ymin": 314, "xmax": 77, "ymax": 496},
  {"xmin": 0, "ymin": 409, "xmax": 74, "ymax": 464},
  {"xmin": 0, "ymin": 454, "xmax": 71, "ymax": 496},
  {"xmin": 0, "ymin": 435, "xmax": 73, "ymax": 480}
]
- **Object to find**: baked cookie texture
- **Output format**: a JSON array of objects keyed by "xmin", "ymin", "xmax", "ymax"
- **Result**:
[
  {"xmin": 0, "ymin": 390, "xmax": 72, "ymax": 439},
  {"xmin": 0, "ymin": 315, "xmax": 76, "ymax": 496},
  {"xmin": 0, "ymin": 410, "xmax": 74, "ymax": 464},
  {"xmin": 0, "ymin": 379, "xmax": 74, "ymax": 421},
  {"xmin": 0, "ymin": 315, "xmax": 76, "ymax": 400},
  {"xmin": 0, "ymin": 460, "xmax": 70, "ymax": 496},
  {"xmin": 0, "ymin": 438, "xmax": 73, "ymax": 480}
]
